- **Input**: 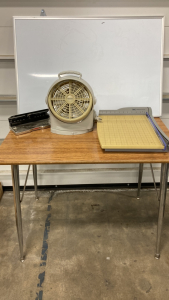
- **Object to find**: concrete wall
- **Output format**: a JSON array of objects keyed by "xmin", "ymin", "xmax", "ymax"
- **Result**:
[{"xmin": 0, "ymin": 0, "xmax": 169, "ymax": 186}]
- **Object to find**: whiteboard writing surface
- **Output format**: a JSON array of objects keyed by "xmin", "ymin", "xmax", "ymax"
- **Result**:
[{"xmin": 14, "ymin": 17, "xmax": 164, "ymax": 116}]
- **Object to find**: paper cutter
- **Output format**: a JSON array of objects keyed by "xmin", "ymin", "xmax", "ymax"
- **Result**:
[{"xmin": 97, "ymin": 107, "xmax": 169, "ymax": 152}]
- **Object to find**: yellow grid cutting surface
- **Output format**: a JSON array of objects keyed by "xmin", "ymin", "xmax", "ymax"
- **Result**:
[{"xmin": 97, "ymin": 115, "xmax": 164, "ymax": 149}]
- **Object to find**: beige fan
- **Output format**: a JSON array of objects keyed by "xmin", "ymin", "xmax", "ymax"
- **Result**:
[{"xmin": 46, "ymin": 71, "xmax": 96, "ymax": 135}]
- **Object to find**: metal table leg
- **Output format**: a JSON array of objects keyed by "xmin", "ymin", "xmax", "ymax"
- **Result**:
[
  {"xmin": 150, "ymin": 163, "xmax": 159, "ymax": 201},
  {"xmin": 20, "ymin": 165, "xmax": 31, "ymax": 203},
  {"xmin": 155, "ymin": 163, "xmax": 168, "ymax": 259},
  {"xmin": 137, "ymin": 163, "xmax": 143, "ymax": 199},
  {"xmin": 33, "ymin": 164, "xmax": 39, "ymax": 200},
  {"xmin": 11, "ymin": 165, "xmax": 24, "ymax": 262}
]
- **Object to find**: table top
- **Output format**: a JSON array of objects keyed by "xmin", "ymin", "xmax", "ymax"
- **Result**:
[{"xmin": 0, "ymin": 118, "xmax": 169, "ymax": 165}]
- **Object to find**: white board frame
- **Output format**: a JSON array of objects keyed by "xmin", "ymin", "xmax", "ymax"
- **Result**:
[{"xmin": 13, "ymin": 16, "xmax": 164, "ymax": 116}]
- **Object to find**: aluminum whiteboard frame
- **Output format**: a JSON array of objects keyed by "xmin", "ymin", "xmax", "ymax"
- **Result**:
[{"xmin": 13, "ymin": 16, "xmax": 164, "ymax": 116}]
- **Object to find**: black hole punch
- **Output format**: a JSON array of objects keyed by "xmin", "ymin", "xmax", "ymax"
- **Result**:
[{"xmin": 8, "ymin": 109, "xmax": 49, "ymax": 127}]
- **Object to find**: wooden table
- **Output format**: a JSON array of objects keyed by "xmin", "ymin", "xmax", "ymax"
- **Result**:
[{"xmin": 0, "ymin": 118, "xmax": 168, "ymax": 261}]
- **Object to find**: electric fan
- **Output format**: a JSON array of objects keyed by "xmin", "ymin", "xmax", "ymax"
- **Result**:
[{"xmin": 46, "ymin": 71, "xmax": 96, "ymax": 135}]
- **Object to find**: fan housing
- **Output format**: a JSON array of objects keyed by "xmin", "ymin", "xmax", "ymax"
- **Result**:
[{"xmin": 46, "ymin": 71, "xmax": 96, "ymax": 135}]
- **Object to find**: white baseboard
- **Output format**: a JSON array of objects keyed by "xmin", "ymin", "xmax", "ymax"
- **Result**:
[{"xmin": 0, "ymin": 164, "xmax": 162, "ymax": 186}]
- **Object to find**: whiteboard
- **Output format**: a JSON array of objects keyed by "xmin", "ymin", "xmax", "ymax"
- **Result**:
[{"xmin": 14, "ymin": 17, "xmax": 164, "ymax": 116}]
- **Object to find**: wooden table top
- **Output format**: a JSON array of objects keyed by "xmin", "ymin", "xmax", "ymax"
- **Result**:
[{"xmin": 0, "ymin": 118, "xmax": 169, "ymax": 165}]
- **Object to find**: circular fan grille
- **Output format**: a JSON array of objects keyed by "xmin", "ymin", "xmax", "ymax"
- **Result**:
[{"xmin": 48, "ymin": 79, "xmax": 93, "ymax": 123}]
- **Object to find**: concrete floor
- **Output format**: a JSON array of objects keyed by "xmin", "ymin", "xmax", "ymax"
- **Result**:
[{"xmin": 0, "ymin": 189, "xmax": 169, "ymax": 300}]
